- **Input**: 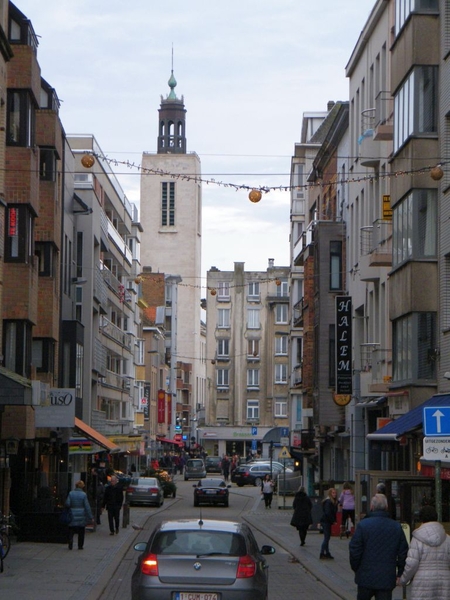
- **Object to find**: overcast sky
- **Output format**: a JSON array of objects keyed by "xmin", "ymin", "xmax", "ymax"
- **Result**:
[{"xmin": 17, "ymin": 0, "xmax": 373, "ymax": 278}]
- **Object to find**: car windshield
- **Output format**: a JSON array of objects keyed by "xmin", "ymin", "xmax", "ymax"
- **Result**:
[
  {"xmin": 188, "ymin": 460, "xmax": 203, "ymax": 467},
  {"xmin": 152, "ymin": 530, "xmax": 246, "ymax": 556},
  {"xmin": 199, "ymin": 479, "xmax": 226, "ymax": 487}
]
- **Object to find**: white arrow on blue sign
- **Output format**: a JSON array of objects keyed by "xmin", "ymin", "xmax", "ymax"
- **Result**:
[{"xmin": 423, "ymin": 406, "xmax": 450, "ymax": 436}]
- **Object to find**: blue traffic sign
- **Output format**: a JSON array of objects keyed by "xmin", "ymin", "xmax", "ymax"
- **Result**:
[
  {"xmin": 423, "ymin": 406, "xmax": 450, "ymax": 436},
  {"xmin": 281, "ymin": 427, "xmax": 289, "ymax": 437},
  {"xmin": 251, "ymin": 426, "xmax": 258, "ymax": 436}
]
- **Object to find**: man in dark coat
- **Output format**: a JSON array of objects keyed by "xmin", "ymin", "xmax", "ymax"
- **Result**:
[
  {"xmin": 291, "ymin": 486, "xmax": 313, "ymax": 546},
  {"xmin": 103, "ymin": 475, "xmax": 124, "ymax": 535},
  {"xmin": 349, "ymin": 493, "xmax": 408, "ymax": 600}
]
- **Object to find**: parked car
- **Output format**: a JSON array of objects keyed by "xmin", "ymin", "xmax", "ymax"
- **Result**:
[
  {"xmin": 125, "ymin": 477, "xmax": 164, "ymax": 507},
  {"xmin": 132, "ymin": 518, "xmax": 275, "ymax": 600},
  {"xmin": 193, "ymin": 477, "xmax": 231, "ymax": 507},
  {"xmin": 184, "ymin": 458, "xmax": 206, "ymax": 481},
  {"xmin": 205, "ymin": 456, "xmax": 222, "ymax": 473},
  {"xmin": 231, "ymin": 462, "xmax": 293, "ymax": 487}
]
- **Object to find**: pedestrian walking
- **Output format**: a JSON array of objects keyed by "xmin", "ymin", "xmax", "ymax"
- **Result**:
[
  {"xmin": 349, "ymin": 493, "xmax": 408, "ymax": 600},
  {"xmin": 221, "ymin": 455, "xmax": 230, "ymax": 481},
  {"xmin": 65, "ymin": 480, "xmax": 93, "ymax": 550},
  {"xmin": 261, "ymin": 474, "xmax": 274, "ymax": 508},
  {"xmin": 339, "ymin": 481, "xmax": 355, "ymax": 538},
  {"xmin": 103, "ymin": 475, "xmax": 124, "ymax": 535},
  {"xmin": 399, "ymin": 505, "xmax": 450, "ymax": 599},
  {"xmin": 319, "ymin": 487, "xmax": 338, "ymax": 559},
  {"xmin": 290, "ymin": 486, "xmax": 313, "ymax": 546}
]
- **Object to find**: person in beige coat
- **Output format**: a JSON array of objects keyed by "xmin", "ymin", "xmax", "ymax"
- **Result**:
[{"xmin": 399, "ymin": 505, "xmax": 450, "ymax": 600}]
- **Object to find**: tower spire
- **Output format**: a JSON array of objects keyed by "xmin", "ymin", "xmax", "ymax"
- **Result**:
[{"xmin": 157, "ymin": 48, "xmax": 187, "ymax": 154}]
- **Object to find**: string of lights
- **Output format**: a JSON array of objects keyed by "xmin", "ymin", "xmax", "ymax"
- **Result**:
[{"xmin": 81, "ymin": 152, "xmax": 446, "ymax": 199}]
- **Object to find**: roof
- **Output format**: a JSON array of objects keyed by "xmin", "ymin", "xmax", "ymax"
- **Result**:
[
  {"xmin": 159, "ymin": 519, "xmax": 242, "ymax": 533},
  {"xmin": 367, "ymin": 394, "xmax": 450, "ymax": 440}
]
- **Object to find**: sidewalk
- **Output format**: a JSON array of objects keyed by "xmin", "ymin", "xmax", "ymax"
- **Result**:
[
  {"xmin": 244, "ymin": 493, "xmax": 409, "ymax": 600},
  {"xmin": 0, "ymin": 510, "xmax": 149, "ymax": 600}
]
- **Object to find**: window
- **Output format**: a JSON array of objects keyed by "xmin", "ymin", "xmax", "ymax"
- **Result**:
[
  {"xmin": 248, "ymin": 281, "xmax": 260, "ymax": 299},
  {"xmin": 4, "ymin": 320, "xmax": 32, "ymax": 377},
  {"xmin": 217, "ymin": 369, "xmax": 229, "ymax": 388},
  {"xmin": 274, "ymin": 399, "xmax": 288, "ymax": 418},
  {"xmin": 161, "ymin": 182, "xmax": 175, "ymax": 226},
  {"xmin": 275, "ymin": 336, "xmax": 288, "ymax": 355},
  {"xmin": 40, "ymin": 148, "xmax": 57, "ymax": 181},
  {"xmin": 218, "ymin": 281, "xmax": 230, "ymax": 300},
  {"xmin": 248, "ymin": 339, "xmax": 260, "ymax": 358},
  {"xmin": 393, "ymin": 189, "xmax": 437, "ymax": 267},
  {"xmin": 247, "ymin": 400, "xmax": 259, "ymax": 420},
  {"xmin": 275, "ymin": 363, "xmax": 288, "ymax": 383},
  {"xmin": 275, "ymin": 304, "xmax": 288, "ymax": 324},
  {"xmin": 218, "ymin": 308, "xmax": 230, "ymax": 328},
  {"xmin": 35, "ymin": 242, "xmax": 56, "ymax": 277},
  {"xmin": 5, "ymin": 205, "xmax": 34, "ymax": 263},
  {"xmin": 277, "ymin": 279, "xmax": 288, "ymax": 297},
  {"xmin": 330, "ymin": 241, "xmax": 343, "ymax": 290},
  {"xmin": 395, "ymin": 0, "xmax": 439, "ymax": 35},
  {"xmin": 217, "ymin": 339, "xmax": 229, "ymax": 357},
  {"xmin": 394, "ymin": 66, "xmax": 438, "ymax": 153},
  {"xmin": 7, "ymin": 90, "xmax": 35, "ymax": 147},
  {"xmin": 32, "ymin": 338, "xmax": 55, "ymax": 374},
  {"xmin": 393, "ymin": 312, "xmax": 437, "ymax": 382},
  {"xmin": 247, "ymin": 369, "xmax": 259, "ymax": 388},
  {"xmin": 247, "ymin": 308, "xmax": 260, "ymax": 329}
]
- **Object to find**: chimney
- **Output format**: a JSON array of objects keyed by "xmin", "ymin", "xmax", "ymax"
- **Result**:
[{"xmin": 268, "ymin": 258, "xmax": 274, "ymax": 268}]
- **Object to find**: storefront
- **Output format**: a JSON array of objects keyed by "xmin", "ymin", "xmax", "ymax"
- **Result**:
[{"xmin": 197, "ymin": 426, "xmax": 272, "ymax": 458}]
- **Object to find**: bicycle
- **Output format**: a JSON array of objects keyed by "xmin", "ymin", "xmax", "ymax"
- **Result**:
[{"xmin": 0, "ymin": 514, "xmax": 15, "ymax": 560}]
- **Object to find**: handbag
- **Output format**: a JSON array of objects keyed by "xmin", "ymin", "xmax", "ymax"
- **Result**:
[{"xmin": 59, "ymin": 506, "xmax": 73, "ymax": 525}]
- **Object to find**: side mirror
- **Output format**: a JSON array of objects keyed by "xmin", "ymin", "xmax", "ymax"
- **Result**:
[
  {"xmin": 260, "ymin": 545, "xmax": 276, "ymax": 555},
  {"xmin": 134, "ymin": 542, "xmax": 147, "ymax": 552}
]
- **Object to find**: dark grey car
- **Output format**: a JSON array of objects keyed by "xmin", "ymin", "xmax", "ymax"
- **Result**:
[
  {"xmin": 132, "ymin": 518, "xmax": 275, "ymax": 600},
  {"xmin": 125, "ymin": 477, "xmax": 164, "ymax": 507},
  {"xmin": 184, "ymin": 458, "xmax": 206, "ymax": 480}
]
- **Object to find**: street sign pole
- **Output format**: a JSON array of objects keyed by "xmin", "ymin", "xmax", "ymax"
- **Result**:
[{"xmin": 436, "ymin": 460, "xmax": 442, "ymax": 522}]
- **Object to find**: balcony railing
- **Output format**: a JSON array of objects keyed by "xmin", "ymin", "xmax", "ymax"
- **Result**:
[
  {"xmin": 360, "ymin": 220, "xmax": 392, "ymax": 266},
  {"xmin": 100, "ymin": 316, "xmax": 131, "ymax": 350},
  {"xmin": 359, "ymin": 344, "xmax": 392, "ymax": 385},
  {"xmin": 293, "ymin": 297, "xmax": 304, "ymax": 327}
]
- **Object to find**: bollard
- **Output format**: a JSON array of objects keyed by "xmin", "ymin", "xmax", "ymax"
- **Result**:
[{"xmin": 122, "ymin": 502, "xmax": 130, "ymax": 528}]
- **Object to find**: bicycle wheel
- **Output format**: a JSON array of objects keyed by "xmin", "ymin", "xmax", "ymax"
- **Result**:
[{"xmin": 0, "ymin": 532, "xmax": 10, "ymax": 559}]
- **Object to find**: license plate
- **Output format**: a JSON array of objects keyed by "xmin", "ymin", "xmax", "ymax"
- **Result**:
[
  {"xmin": 205, "ymin": 490, "xmax": 215, "ymax": 494},
  {"xmin": 175, "ymin": 594, "xmax": 218, "ymax": 600}
]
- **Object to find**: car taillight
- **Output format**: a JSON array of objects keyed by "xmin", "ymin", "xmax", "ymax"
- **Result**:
[
  {"xmin": 236, "ymin": 555, "xmax": 256, "ymax": 578},
  {"xmin": 126, "ymin": 486, "xmax": 135, "ymax": 493},
  {"xmin": 141, "ymin": 553, "xmax": 159, "ymax": 576},
  {"xmin": 148, "ymin": 487, "xmax": 159, "ymax": 493}
]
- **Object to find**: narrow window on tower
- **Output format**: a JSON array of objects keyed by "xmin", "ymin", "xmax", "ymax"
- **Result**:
[{"xmin": 161, "ymin": 182, "xmax": 176, "ymax": 226}]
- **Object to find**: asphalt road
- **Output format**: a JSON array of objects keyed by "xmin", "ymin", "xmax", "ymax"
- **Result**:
[{"xmin": 97, "ymin": 478, "xmax": 346, "ymax": 600}]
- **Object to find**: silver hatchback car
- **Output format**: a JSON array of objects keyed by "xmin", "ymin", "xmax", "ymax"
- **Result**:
[
  {"xmin": 184, "ymin": 458, "xmax": 206, "ymax": 481},
  {"xmin": 132, "ymin": 518, "xmax": 275, "ymax": 600}
]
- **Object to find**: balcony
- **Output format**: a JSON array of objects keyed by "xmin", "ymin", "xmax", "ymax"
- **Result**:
[
  {"xmin": 359, "ymin": 344, "xmax": 392, "ymax": 394},
  {"xmin": 291, "ymin": 365, "xmax": 303, "ymax": 387},
  {"xmin": 360, "ymin": 219, "xmax": 392, "ymax": 271},
  {"xmin": 373, "ymin": 91, "xmax": 393, "ymax": 141},
  {"xmin": 293, "ymin": 297, "xmax": 304, "ymax": 328}
]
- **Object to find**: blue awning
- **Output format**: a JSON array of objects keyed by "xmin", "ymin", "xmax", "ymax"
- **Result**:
[{"xmin": 367, "ymin": 394, "xmax": 450, "ymax": 441}]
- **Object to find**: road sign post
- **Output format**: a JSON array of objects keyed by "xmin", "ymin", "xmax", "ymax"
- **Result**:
[{"xmin": 422, "ymin": 406, "xmax": 450, "ymax": 523}]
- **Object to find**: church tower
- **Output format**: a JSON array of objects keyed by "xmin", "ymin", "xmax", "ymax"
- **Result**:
[{"xmin": 140, "ymin": 70, "xmax": 204, "ymax": 435}]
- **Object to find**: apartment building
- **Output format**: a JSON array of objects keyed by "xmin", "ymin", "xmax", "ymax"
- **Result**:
[{"xmin": 204, "ymin": 261, "xmax": 290, "ymax": 457}]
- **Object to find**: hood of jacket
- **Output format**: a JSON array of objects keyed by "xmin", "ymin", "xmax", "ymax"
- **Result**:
[{"xmin": 412, "ymin": 521, "xmax": 447, "ymax": 547}]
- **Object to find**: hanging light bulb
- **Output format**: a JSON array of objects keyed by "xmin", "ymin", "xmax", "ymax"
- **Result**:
[
  {"xmin": 209, "ymin": 288, "xmax": 217, "ymax": 296},
  {"xmin": 81, "ymin": 154, "xmax": 95, "ymax": 168},
  {"xmin": 430, "ymin": 165, "xmax": 444, "ymax": 181},
  {"xmin": 275, "ymin": 279, "xmax": 281, "ymax": 286},
  {"xmin": 248, "ymin": 189, "xmax": 262, "ymax": 203}
]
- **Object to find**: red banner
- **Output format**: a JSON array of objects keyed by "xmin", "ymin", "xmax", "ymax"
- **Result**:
[{"xmin": 157, "ymin": 390, "xmax": 165, "ymax": 423}]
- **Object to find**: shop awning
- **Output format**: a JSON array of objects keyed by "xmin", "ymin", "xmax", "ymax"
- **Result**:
[
  {"xmin": 157, "ymin": 437, "xmax": 184, "ymax": 447},
  {"xmin": 74, "ymin": 417, "xmax": 121, "ymax": 452},
  {"xmin": 356, "ymin": 396, "xmax": 387, "ymax": 408},
  {"xmin": 367, "ymin": 394, "xmax": 450, "ymax": 441}
]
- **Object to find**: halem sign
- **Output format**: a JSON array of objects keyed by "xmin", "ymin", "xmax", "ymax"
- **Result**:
[{"xmin": 336, "ymin": 296, "xmax": 352, "ymax": 395}]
